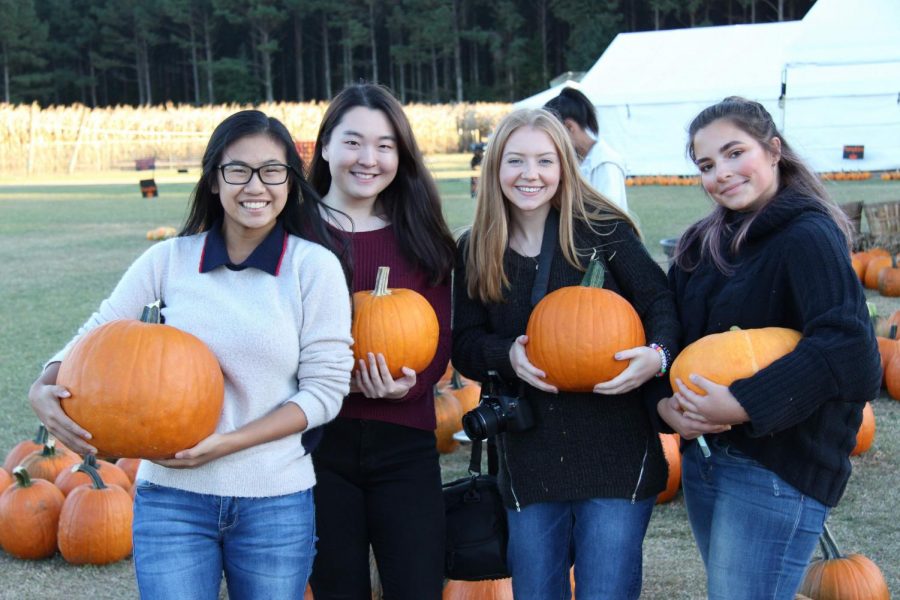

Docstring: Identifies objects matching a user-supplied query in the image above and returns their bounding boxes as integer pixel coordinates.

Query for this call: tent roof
[578,22,802,106]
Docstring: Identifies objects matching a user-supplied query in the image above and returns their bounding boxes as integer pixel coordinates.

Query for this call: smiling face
[214,133,289,240]
[321,106,400,209]
[498,125,561,218]
[692,118,782,213]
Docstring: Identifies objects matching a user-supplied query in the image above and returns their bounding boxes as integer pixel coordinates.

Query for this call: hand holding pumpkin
[509,335,558,394]
[28,363,97,455]
[593,345,661,395]
[673,375,750,426]
[354,352,416,400]
[152,432,232,469]
[656,395,732,439]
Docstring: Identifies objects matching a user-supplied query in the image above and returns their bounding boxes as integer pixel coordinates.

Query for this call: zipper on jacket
[631,440,649,504]
[500,436,522,512]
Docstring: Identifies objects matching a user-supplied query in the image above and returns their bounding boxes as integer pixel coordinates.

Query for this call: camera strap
[530,208,559,307]
[468,437,500,476]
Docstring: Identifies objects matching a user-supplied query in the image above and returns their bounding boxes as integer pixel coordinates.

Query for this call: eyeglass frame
[218,162,295,185]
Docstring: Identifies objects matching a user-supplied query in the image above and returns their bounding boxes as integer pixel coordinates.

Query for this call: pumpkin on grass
[56,301,225,459]
[57,462,133,565]
[55,454,132,496]
[526,258,645,392]
[2,424,72,472]
[850,402,875,457]
[798,524,889,600]
[670,327,802,395]
[0,466,65,559]
[352,266,439,379]
[656,433,681,504]
[434,385,463,454]
[21,439,80,482]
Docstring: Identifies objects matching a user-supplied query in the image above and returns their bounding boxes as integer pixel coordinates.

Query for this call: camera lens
[461,402,503,440]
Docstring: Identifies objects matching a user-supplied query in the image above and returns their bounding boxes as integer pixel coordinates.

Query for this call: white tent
[514,80,584,110]
[524,0,900,175]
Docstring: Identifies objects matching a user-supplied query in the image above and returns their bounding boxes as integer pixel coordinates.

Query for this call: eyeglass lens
[221,164,289,185]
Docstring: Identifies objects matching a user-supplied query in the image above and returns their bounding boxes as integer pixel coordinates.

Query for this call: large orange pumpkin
[352,266,439,379]
[850,402,875,456]
[0,466,65,559]
[526,259,645,392]
[57,301,225,459]
[798,524,889,600]
[670,327,802,395]
[656,433,681,504]
[57,462,133,565]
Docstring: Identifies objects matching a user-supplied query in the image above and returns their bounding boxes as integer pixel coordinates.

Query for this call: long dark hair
[308,83,455,285]
[543,87,599,136]
[181,110,348,277]
[676,96,852,274]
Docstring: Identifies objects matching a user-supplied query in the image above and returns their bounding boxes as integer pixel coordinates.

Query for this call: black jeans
[310,418,445,600]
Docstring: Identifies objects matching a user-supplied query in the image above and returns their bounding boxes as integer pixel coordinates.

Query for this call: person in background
[28,110,354,599]
[452,107,680,600]
[306,83,456,600]
[658,96,881,600]
[544,86,629,213]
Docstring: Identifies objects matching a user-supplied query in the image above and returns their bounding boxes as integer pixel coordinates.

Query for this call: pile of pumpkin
[852,248,900,297]
[0,424,140,565]
[880,171,900,181]
[145,225,177,241]
[820,171,872,181]
[626,175,701,187]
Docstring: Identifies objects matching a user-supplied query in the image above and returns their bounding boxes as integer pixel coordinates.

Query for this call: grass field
[0,159,897,598]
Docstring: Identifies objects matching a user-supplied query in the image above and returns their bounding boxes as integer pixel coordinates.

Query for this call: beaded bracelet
[649,343,671,378]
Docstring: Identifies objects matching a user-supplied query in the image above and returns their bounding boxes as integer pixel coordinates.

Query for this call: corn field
[0,102,511,175]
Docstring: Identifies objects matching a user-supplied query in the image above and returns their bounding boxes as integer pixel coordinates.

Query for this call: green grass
[1,166,898,598]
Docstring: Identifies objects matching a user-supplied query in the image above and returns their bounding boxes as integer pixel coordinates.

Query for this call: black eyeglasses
[219,163,293,185]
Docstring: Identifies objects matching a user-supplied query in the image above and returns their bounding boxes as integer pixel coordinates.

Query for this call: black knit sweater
[669,190,881,507]
[452,213,681,509]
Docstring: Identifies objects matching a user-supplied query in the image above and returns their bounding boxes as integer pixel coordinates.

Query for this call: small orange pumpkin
[851,402,875,456]
[55,455,132,496]
[115,457,142,483]
[657,433,681,504]
[442,578,514,599]
[20,439,80,482]
[446,370,482,414]
[352,266,439,379]
[526,258,645,392]
[798,524,889,600]
[57,301,225,459]
[863,255,892,289]
[0,466,66,559]
[885,351,900,401]
[434,385,463,454]
[2,424,70,472]
[57,461,133,565]
[670,327,802,395]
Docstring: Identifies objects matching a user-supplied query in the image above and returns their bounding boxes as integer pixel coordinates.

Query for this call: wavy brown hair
[464,108,637,304]
[676,96,852,274]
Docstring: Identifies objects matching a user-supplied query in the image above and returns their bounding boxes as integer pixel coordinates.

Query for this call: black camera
[461,371,534,441]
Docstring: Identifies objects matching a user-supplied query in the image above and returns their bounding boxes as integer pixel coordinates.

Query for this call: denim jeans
[133,481,316,600]
[682,437,829,600]
[505,496,655,600]
[311,418,445,600]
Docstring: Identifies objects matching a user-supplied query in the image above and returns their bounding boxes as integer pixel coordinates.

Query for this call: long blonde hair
[465,108,637,304]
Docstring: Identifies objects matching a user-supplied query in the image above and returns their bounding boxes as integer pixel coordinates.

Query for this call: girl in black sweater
[452,108,679,600]
[659,97,881,600]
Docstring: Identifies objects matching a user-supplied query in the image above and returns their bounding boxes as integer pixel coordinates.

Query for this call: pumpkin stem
[579,258,606,289]
[866,301,878,320]
[890,324,897,340]
[449,369,465,390]
[140,300,162,324]
[371,266,391,297]
[12,466,34,488]
[75,461,108,490]
[39,439,60,457]
[32,424,49,445]
[818,523,843,560]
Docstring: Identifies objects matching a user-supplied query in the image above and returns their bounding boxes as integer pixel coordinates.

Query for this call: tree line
[1,0,814,107]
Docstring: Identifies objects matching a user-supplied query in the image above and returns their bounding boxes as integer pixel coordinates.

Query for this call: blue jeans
[133,481,316,600]
[682,437,829,600]
[506,496,655,600]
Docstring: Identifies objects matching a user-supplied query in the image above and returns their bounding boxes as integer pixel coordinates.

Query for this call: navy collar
[199,219,288,276]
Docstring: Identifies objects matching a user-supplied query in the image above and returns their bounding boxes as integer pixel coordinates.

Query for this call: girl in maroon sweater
[306,83,455,600]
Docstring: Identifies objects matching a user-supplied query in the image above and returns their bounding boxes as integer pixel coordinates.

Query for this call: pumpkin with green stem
[2,424,72,472]
[55,454,132,496]
[20,439,80,482]
[798,524,889,600]
[57,461,133,565]
[525,257,645,392]
[57,301,225,459]
[0,466,65,559]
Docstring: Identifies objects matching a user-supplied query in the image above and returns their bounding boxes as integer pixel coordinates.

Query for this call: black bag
[443,437,510,581]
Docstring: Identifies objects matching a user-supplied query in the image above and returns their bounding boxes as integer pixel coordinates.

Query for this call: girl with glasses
[28,110,353,599]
